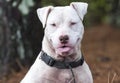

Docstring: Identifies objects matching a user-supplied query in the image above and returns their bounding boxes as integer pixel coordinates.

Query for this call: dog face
[37,2,88,58]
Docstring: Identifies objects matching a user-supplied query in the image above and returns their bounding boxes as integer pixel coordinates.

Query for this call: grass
[108,71,117,83]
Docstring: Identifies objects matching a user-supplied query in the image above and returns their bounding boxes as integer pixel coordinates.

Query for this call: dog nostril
[59,35,69,44]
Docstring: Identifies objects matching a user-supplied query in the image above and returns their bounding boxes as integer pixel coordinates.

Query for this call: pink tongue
[57,47,71,53]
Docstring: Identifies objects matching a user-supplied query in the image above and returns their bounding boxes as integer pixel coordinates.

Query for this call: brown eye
[51,23,56,27]
[70,22,77,26]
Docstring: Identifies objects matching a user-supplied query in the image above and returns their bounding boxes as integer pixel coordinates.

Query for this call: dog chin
[55,49,76,61]
[55,47,74,57]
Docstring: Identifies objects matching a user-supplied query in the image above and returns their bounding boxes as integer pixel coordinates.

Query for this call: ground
[0,25,120,83]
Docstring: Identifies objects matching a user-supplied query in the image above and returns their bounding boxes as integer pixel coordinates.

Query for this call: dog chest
[39,68,74,83]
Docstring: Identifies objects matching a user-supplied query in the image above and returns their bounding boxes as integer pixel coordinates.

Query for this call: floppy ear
[70,2,88,21]
[37,6,53,28]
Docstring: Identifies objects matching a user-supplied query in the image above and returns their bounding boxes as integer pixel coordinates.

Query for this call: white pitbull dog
[21,2,93,83]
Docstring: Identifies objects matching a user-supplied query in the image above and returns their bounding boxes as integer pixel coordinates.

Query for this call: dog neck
[40,50,84,69]
[42,36,82,62]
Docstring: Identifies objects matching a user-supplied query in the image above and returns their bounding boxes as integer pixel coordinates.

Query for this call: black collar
[40,51,84,69]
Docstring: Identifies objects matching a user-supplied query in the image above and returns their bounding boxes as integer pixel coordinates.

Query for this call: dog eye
[51,23,56,27]
[70,22,77,26]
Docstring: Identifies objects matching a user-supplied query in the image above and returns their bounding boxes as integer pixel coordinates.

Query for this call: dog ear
[70,2,88,21]
[37,6,53,28]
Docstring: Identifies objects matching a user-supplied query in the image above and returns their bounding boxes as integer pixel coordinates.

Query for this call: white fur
[21,2,93,83]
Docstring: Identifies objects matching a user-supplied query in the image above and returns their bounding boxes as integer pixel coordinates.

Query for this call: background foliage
[0,0,120,77]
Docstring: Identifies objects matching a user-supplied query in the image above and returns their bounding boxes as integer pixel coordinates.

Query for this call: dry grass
[108,71,117,83]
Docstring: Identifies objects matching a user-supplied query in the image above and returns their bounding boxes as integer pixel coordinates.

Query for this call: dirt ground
[0,25,120,83]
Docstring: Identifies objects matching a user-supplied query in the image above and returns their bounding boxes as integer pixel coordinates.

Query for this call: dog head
[37,2,88,60]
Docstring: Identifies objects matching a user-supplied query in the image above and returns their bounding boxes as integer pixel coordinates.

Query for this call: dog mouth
[56,44,73,54]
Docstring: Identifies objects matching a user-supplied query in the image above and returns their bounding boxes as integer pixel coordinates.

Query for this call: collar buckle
[47,57,55,66]
[41,51,55,66]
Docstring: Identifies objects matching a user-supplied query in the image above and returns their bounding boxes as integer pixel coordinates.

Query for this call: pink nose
[59,35,69,44]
